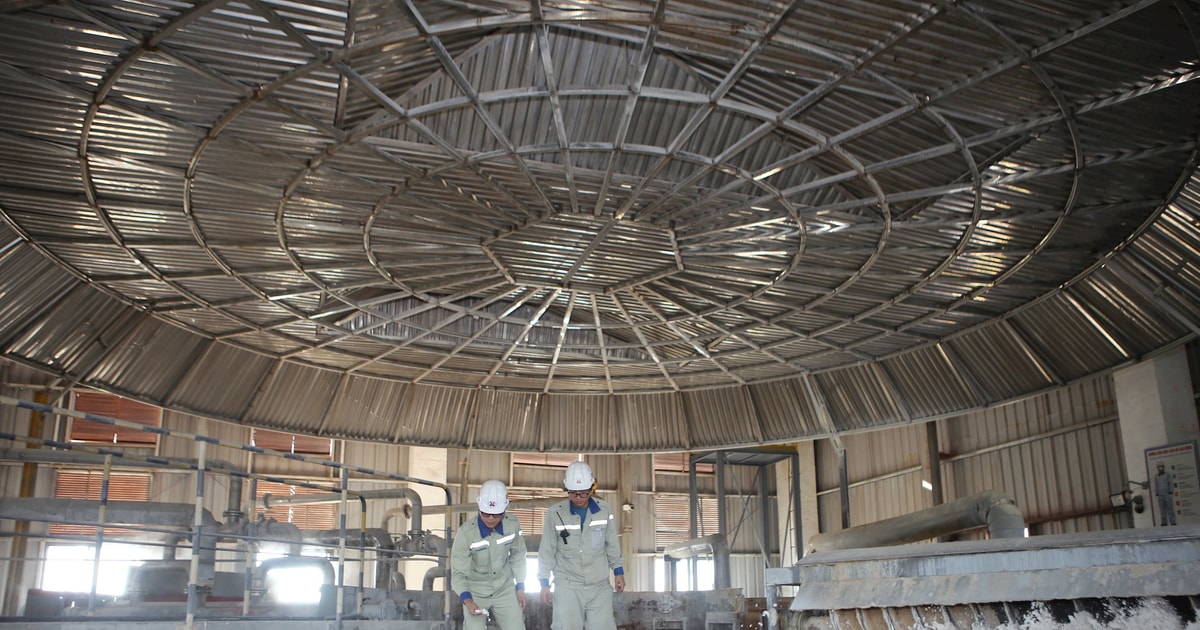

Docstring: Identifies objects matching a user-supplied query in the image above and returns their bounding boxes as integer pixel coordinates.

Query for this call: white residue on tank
[920,597,1198,630]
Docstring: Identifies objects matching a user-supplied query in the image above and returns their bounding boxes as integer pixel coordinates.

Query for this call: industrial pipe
[0,447,247,522]
[448,496,564,513]
[266,486,428,595]
[423,566,445,591]
[265,487,424,531]
[0,497,220,529]
[663,534,730,589]
[305,527,392,551]
[0,498,223,580]
[806,490,1025,553]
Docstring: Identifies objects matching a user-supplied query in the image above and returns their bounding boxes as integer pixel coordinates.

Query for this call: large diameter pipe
[0,448,246,521]
[0,498,222,580]
[0,498,219,528]
[806,490,1025,554]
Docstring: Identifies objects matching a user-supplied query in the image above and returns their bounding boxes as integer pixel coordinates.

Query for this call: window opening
[653,556,714,592]
[255,551,333,603]
[251,428,333,457]
[511,453,579,467]
[254,480,337,530]
[51,470,151,536]
[653,452,714,474]
[653,494,720,552]
[505,492,547,537]
[40,542,160,596]
[69,391,161,445]
[524,557,541,594]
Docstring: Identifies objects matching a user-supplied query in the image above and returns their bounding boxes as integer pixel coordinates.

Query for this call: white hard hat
[477,479,509,514]
[564,461,595,491]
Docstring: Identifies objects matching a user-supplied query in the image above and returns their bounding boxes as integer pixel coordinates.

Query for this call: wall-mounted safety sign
[1145,441,1199,527]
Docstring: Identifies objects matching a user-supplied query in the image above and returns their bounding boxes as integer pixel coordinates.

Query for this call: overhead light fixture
[921,480,933,491]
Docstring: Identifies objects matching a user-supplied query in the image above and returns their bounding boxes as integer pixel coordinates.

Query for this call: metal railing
[0,394,453,629]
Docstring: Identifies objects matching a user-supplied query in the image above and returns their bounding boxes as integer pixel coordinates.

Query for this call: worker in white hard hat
[538,461,625,630]
[450,479,528,630]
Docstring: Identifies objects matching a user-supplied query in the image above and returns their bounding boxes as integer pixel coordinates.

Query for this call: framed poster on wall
[1144,441,1200,527]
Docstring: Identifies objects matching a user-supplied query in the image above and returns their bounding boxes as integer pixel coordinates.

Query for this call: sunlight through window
[264,564,327,604]
[41,543,158,596]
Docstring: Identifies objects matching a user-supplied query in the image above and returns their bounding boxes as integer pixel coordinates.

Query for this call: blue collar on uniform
[569,497,600,517]
[476,515,505,538]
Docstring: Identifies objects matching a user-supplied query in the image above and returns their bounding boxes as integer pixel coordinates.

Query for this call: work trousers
[551,582,616,630]
[464,589,525,630]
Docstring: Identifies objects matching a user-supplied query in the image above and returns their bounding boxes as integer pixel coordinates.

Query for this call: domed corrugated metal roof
[0,0,1198,451]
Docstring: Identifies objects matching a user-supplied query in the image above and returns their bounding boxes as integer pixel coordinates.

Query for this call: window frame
[69,392,161,446]
[254,480,339,531]
[653,452,714,474]
[511,453,579,467]
[51,469,152,537]
[251,428,333,457]
[653,494,721,552]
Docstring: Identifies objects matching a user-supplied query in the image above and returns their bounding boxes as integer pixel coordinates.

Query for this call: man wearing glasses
[538,461,625,630]
[451,479,528,630]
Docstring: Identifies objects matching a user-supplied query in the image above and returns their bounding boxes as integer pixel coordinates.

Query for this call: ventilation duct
[664,534,731,589]
[807,491,1025,554]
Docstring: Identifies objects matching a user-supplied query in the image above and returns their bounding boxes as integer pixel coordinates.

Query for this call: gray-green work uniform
[450,513,527,630]
[538,497,624,630]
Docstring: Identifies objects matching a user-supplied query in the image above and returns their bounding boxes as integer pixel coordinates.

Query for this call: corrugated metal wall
[814,373,1128,539]
[0,374,73,612]
[0,350,1186,601]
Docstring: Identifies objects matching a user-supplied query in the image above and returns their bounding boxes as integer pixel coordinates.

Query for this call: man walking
[451,479,528,630]
[538,461,625,630]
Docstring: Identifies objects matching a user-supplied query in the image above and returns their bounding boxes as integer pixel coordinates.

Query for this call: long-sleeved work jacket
[450,514,527,601]
[537,497,623,588]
